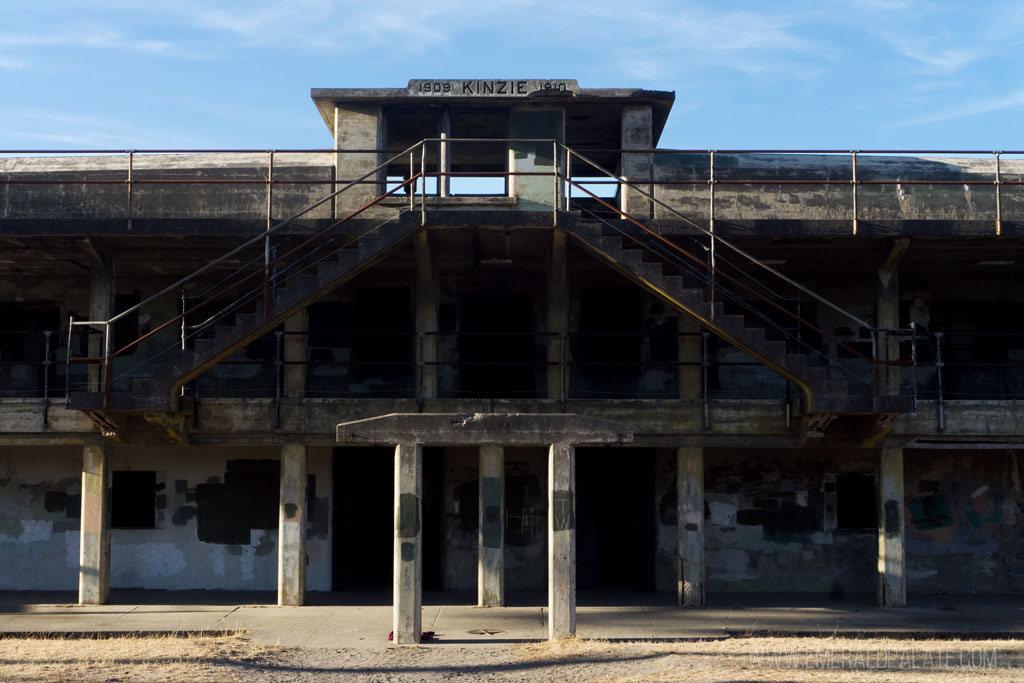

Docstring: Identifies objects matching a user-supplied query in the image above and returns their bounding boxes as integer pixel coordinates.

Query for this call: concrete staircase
[70,216,420,412]
[563,216,905,416]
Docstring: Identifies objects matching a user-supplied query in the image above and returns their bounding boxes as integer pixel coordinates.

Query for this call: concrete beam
[547,442,575,639]
[278,443,307,606]
[478,444,504,607]
[79,444,110,605]
[877,446,906,607]
[677,447,705,608]
[393,443,423,644]
[415,231,438,399]
[338,413,632,446]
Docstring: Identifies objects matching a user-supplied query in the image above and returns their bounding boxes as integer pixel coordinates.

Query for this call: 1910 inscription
[409,79,578,96]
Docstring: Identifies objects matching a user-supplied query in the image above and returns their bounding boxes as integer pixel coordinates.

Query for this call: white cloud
[901,90,1024,126]
[0,55,26,71]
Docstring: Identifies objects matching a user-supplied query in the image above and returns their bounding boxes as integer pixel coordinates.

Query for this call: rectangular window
[111,470,157,529]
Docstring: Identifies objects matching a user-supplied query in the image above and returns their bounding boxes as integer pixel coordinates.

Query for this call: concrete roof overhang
[336,412,634,446]
[311,80,675,146]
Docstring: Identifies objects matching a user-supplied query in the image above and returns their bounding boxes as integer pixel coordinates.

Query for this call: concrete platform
[1,591,1021,648]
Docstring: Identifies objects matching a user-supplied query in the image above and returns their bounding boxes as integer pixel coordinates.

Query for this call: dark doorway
[576,448,655,590]
[333,447,393,590]
[458,292,539,398]
[332,446,444,591]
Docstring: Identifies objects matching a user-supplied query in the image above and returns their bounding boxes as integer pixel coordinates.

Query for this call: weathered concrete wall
[905,449,1024,593]
[652,153,1024,225]
[0,153,335,227]
[0,446,82,589]
[0,445,331,591]
[703,448,876,594]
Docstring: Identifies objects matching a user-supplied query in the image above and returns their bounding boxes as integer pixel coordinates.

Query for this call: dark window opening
[573,287,642,398]
[111,471,157,529]
[0,303,60,396]
[457,292,539,398]
[836,474,876,530]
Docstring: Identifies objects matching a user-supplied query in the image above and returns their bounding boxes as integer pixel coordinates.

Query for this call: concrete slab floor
[0,591,1022,647]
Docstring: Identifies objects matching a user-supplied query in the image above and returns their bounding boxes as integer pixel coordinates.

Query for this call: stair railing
[68,141,429,407]
[557,144,896,401]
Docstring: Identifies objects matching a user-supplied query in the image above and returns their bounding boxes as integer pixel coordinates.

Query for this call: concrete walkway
[1,591,1022,647]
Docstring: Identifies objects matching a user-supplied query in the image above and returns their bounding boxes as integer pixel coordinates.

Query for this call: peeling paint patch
[708,501,736,527]
[112,542,186,579]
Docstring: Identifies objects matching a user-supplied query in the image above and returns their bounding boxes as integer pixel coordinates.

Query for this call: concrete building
[2,79,1023,642]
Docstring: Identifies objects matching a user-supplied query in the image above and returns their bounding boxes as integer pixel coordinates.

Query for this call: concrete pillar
[88,260,114,392]
[283,311,308,399]
[415,231,438,400]
[278,443,307,606]
[677,447,705,607]
[547,231,569,400]
[333,104,384,214]
[547,442,576,639]
[509,108,565,209]
[79,444,110,605]
[621,106,653,218]
[877,446,906,607]
[875,238,908,395]
[678,317,702,401]
[394,443,423,644]
[478,444,505,607]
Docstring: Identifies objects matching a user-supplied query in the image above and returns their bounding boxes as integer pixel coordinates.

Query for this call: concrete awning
[336,412,633,446]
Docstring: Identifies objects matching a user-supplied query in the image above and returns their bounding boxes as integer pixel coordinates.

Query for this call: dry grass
[0,633,285,682]
[522,635,1024,681]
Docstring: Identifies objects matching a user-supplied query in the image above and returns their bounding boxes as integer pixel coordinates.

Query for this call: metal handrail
[559,144,874,334]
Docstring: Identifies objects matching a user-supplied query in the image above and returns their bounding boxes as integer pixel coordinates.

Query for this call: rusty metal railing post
[274,330,282,429]
[709,151,716,322]
[266,150,274,233]
[559,331,567,409]
[910,322,918,413]
[995,151,1002,236]
[42,330,52,427]
[552,140,559,225]
[564,150,572,212]
[102,321,112,409]
[701,331,710,432]
[420,143,427,225]
[851,151,858,236]
[409,149,415,213]
[126,150,134,233]
[64,315,74,407]
[935,331,945,430]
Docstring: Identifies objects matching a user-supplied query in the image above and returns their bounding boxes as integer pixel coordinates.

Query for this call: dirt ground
[2,634,1023,682]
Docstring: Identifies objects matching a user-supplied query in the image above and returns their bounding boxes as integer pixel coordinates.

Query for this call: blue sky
[1,0,1022,151]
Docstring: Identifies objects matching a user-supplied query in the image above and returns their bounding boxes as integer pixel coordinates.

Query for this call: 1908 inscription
[409,79,577,96]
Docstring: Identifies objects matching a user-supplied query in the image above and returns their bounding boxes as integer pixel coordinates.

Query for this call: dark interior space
[111,470,157,529]
[0,303,60,396]
[333,447,394,590]
[332,447,444,591]
[457,291,539,398]
[573,287,641,398]
[837,474,876,530]
[576,448,655,590]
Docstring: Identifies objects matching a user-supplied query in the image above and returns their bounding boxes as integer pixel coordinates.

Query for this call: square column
[621,105,653,218]
[278,443,307,606]
[547,442,576,639]
[547,231,569,401]
[79,444,110,605]
[877,446,906,607]
[677,447,705,608]
[394,443,423,644]
[478,444,505,606]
